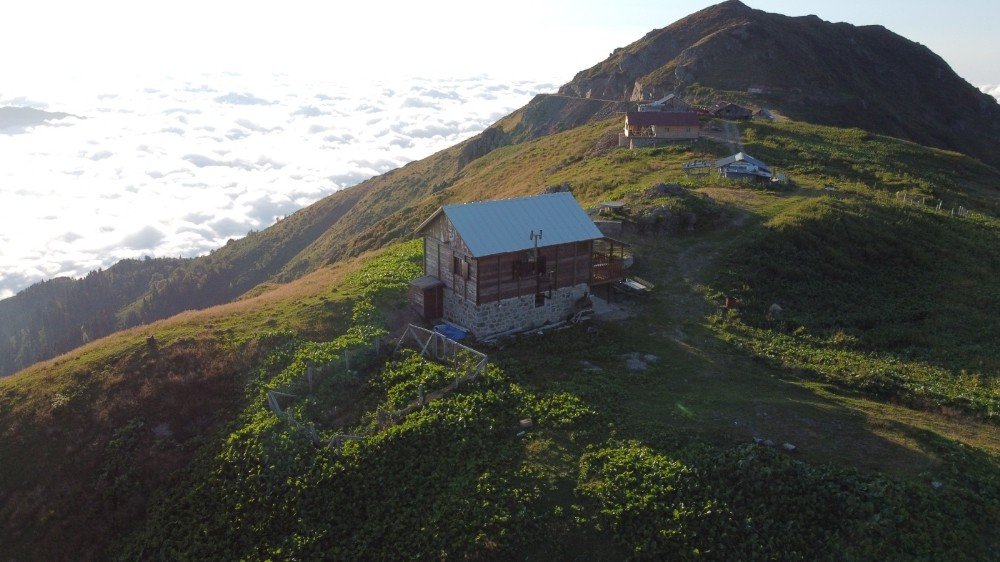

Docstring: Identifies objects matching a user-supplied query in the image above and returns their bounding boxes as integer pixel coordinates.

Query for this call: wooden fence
[266,326,489,451]
[393,324,488,381]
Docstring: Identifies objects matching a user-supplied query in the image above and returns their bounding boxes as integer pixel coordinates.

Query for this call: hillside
[0,258,187,376]
[559,0,1000,169]
[0,95,633,377]
[8,2,999,378]
[2,112,999,559]
[2,3,1000,557]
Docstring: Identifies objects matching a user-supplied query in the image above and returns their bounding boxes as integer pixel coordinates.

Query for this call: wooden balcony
[591,237,630,285]
[591,253,625,285]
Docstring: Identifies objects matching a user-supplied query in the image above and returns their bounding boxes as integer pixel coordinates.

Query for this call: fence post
[418,385,425,407]
[307,366,314,393]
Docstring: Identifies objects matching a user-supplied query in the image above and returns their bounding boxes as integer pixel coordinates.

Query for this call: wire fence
[876,190,980,219]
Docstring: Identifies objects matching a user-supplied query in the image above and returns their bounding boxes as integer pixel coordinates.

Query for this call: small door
[425,284,444,320]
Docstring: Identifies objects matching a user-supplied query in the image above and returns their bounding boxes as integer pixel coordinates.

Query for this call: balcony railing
[591,253,625,284]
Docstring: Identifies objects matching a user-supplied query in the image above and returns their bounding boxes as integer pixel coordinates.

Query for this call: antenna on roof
[530,230,543,259]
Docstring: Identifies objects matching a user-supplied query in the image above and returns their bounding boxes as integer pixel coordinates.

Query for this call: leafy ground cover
[119,230,1000,559]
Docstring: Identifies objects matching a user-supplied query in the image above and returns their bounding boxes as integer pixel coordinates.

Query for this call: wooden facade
[421,212,595,307]
[624,111,700,141]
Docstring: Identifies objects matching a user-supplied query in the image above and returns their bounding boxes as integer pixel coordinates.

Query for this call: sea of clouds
[0,74,555,299]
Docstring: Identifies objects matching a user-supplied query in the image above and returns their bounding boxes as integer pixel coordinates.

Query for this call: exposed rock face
[557,0,1000,168]
[457,126,510,168]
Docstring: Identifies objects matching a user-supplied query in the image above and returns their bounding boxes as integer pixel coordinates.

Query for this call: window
[512,254,547,279]
[453,255,470,279]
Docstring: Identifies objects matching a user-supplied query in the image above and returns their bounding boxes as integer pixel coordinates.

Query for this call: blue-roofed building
[409,192,627,338]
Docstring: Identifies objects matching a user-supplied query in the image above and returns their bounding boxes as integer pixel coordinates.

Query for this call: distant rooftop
[716,152,770,169]
[626,111,700,127]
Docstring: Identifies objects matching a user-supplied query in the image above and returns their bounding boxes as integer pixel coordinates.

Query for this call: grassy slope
[0,253,373,560]
[2,115,999,558]
[119,237,999,559]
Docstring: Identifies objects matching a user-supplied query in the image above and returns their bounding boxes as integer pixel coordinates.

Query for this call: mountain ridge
[559,0,1000,168]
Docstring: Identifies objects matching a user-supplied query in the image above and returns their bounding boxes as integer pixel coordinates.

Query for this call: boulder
[544,181,572,194]
[648,182,685,197]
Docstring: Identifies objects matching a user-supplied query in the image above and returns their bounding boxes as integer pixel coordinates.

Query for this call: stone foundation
[444,283,589,339]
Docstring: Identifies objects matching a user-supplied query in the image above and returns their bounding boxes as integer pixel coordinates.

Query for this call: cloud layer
[0,74,554,298]
[981,84,1000,101]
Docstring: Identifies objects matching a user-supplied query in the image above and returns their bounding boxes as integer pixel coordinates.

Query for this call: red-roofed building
[620,111,700,148]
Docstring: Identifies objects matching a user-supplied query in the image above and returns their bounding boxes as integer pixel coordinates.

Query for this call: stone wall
[444,283,588,339]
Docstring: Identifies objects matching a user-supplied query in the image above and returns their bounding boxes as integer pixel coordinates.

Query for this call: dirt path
[700,119,743,153]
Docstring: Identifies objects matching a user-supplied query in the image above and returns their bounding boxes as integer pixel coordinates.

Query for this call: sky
[2,0,997,85]
[1,1,998,299]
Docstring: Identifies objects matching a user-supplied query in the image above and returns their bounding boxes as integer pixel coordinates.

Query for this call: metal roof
[419,192,603,258]
[626,111,700,127]
[715,152,770,170]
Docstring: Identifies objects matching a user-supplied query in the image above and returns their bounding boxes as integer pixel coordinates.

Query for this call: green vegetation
[743,121,1000,214]
[118,237,998,559]
[707,121,1000,419]
[3,91,1000,559]
[579,441,996,560]
[0,256,186,376]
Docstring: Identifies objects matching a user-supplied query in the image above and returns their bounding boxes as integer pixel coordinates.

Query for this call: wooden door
[426,285,444,320]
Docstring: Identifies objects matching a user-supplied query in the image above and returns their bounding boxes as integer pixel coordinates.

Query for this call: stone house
[620,111,700,148]
[408,192,626,338]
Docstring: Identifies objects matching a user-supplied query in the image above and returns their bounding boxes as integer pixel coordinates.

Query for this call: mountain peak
[558,2,1000,167]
